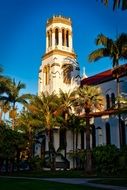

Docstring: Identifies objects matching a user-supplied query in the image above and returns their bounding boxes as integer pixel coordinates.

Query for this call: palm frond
[96,34,108,46]
[88,48,109,62]
[98,0,127,10]
[113,0,120,10]
[77,85,105,112]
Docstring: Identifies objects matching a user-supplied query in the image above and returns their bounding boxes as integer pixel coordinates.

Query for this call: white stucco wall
[38,54,80,95]
[94,75,127,148]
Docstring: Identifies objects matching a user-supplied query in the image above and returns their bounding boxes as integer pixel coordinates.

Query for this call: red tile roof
[81,64,127,86]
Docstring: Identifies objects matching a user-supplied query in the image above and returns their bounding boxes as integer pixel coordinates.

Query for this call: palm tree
[77,85,105,173]
[88,33,127,67]
[0,79,31,130]
[29,92,60,170]
[68,114,86,169]
[88,33,127,147]
[88,33,127,103]
[58,89,76,161]
[16,108,43,159]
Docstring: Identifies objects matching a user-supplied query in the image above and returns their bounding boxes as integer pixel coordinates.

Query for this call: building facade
[36,15,127,169]
[81,66,127,148]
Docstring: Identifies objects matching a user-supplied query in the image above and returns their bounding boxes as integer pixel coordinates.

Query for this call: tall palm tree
[58,89,76,160]
[0,79,31,130]
[77,85,105,173]
[68,114,86,169]
[16,108,43,159]
[88,33,127,147]
[29,92,60,170]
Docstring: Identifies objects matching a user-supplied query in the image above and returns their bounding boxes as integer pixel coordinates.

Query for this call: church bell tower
[38,15,80,95]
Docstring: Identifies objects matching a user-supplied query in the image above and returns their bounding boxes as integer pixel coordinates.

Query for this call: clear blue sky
[0,0,127,95]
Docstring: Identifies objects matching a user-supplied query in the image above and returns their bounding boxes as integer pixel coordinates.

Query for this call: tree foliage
[88,33,127,67]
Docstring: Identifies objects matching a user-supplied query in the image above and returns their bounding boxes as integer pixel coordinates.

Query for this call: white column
[69,34,72,51]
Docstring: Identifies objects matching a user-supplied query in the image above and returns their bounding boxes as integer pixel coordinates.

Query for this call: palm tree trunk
[72,129,75,169]
[64,113,68,161]
[5,158,9,173]
[11,104,16,130]
[76,129,78,169]
[29,127,33,158]
[16,149,20,172]
[10,158,14,173]
[0,110,3,124]
[85,111,92,173]
[12,119,15,130]
[0,159,4,174]
[48,128,55,170]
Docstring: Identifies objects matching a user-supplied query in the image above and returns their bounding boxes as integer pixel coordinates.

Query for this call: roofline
[81,64,127,86]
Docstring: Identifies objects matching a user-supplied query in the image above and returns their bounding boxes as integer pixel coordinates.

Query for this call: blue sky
[0,0,127,95]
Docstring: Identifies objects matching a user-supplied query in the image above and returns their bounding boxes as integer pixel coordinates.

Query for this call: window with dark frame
[105,122,111,145]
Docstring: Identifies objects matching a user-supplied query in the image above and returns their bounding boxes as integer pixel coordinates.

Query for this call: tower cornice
[42,49,76,60]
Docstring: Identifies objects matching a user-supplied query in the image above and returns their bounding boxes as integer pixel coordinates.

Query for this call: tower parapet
[47,15,72,26]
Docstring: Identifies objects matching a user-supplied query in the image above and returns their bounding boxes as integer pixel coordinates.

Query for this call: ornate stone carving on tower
[38,15,80,95]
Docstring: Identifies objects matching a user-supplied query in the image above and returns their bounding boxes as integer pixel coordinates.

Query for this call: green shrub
[92,145,119,175]
[29,156,44,171]
[118,145,127,174]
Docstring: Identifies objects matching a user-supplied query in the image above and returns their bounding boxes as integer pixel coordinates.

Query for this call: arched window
[96,126,102,145]
[111,93,115,108]
[45,68,48,85]
[41,135,46,155]
[66,30,69,47]
[43,66,50,85]
[63,64,73,84]
[105,122,111,145]
[81,129,84,149]
[106,94,110,109]
[92,125,96,148]
[55,28,59,45]
[59,128,66,148]
[62,29,65,46]
[120,120,126,146]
